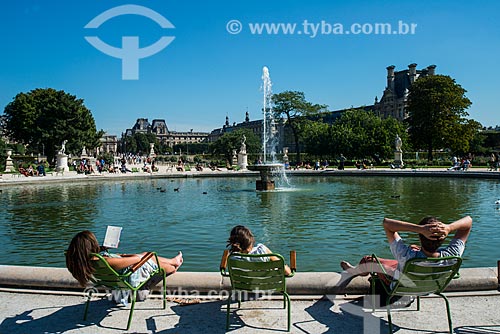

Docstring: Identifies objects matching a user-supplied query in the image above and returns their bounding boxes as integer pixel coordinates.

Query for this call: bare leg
[136,251,183,275]
[340,256,397,278]
[157,252,183,275]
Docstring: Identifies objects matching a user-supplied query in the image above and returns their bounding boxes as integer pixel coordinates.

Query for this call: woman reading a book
[66,230,183,287]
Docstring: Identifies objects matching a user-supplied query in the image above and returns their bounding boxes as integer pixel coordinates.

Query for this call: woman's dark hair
[418,217,445,253]
[227,225,255,253]
[65,230,100,286]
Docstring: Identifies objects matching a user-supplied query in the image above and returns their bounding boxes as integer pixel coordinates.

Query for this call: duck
[174,188,180,192]
[390,195,401,199]
[159,188,166,193]
[495,199,500,205]
[202,191,207,195]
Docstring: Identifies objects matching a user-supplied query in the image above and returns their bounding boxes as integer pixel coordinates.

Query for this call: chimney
[386,65,395,91]
[427,64,436,76]
[408,63,417,83]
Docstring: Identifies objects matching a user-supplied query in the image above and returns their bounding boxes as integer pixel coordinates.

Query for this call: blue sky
[1,0,499,136]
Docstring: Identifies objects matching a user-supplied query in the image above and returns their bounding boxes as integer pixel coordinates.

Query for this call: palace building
[123,118,209,149]
[373,63,436,121]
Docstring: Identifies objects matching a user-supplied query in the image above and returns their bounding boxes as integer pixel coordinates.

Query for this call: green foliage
[407,75,477,160]
[209,129,260,164]
[173,142,209,155]
[0,137,6,168]
[482,131,500,151]
[302,108,409,161]
[3,88,101,164]
[122,132,160,155]
[272,91,328,163]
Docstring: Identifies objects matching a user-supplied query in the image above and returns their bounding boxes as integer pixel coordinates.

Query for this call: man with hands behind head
[340,216,473,281]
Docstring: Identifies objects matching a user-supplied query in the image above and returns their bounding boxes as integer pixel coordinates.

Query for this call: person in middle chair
[227,225,291,275]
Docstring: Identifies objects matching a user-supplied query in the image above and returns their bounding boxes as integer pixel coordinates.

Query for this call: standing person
[489,153,497,171]
[314,160,320,170]
[227,225,291,275]
[66,230,183,287]
[340,216,472,283]
[339,154,346,170]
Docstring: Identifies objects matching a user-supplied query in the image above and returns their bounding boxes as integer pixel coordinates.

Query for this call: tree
[122,132,163,155]
[0,137,6,169]
[3,88,102,164]
[272,91,327,163]
[331,109,409,160]
[407,75,475,161]
[301,109,409,162]
[302,120,330,157]
[210,129,260,166]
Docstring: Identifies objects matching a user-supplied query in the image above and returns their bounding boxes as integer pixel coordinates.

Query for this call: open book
[103,225,122,248]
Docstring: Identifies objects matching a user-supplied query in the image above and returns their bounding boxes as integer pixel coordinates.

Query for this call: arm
[262,245,292,276]
[383,217,442,243]
[442,215,472,242]
[104,254,143,271]
[383,216,473,244]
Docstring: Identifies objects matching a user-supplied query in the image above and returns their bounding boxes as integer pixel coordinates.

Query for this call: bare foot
[174,251,183,268]
[340,260,370,276]
[340,261,355,271]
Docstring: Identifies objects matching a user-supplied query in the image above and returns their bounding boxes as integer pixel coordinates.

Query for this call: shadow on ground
[152,300,227,334]
[295,296,390,334]
[0,298,115,333]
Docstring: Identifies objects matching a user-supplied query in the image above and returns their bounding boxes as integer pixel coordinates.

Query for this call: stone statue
[240,135,247,154]
[237,135,248,170]
[59,140,68,155]
[395,134,402,152]
[149,143,155,157]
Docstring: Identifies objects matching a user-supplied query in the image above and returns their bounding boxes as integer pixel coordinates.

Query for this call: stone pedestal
[237,152,248,170]
[256,180,275,191]
[56,153,70,173]
[394,150,404,168]
[248,163,282,191]
[4,149,14,172]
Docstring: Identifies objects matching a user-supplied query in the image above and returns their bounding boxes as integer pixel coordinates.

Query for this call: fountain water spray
[248,66,290,191]
[261,66,278,163]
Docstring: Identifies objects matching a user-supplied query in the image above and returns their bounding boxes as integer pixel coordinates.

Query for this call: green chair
[84,252,167,330]
[220,249,296,332]
[370,255,462,334]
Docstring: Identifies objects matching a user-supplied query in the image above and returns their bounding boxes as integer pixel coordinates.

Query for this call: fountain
[247,66,284,191]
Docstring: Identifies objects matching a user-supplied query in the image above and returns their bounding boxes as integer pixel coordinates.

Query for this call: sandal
[167,297,201,306]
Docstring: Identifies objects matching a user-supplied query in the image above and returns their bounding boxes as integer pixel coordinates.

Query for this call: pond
[1,175,498,271]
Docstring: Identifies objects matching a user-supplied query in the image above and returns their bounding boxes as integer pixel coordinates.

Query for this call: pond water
[1,175,499,271]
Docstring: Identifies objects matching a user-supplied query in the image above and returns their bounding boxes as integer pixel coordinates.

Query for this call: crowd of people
[12,152,500,178]
[17,162,46,177]
[447,156,473,171]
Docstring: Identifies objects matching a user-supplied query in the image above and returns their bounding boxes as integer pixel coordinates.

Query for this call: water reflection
[0,176,498,270]
[2,183,101,266]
